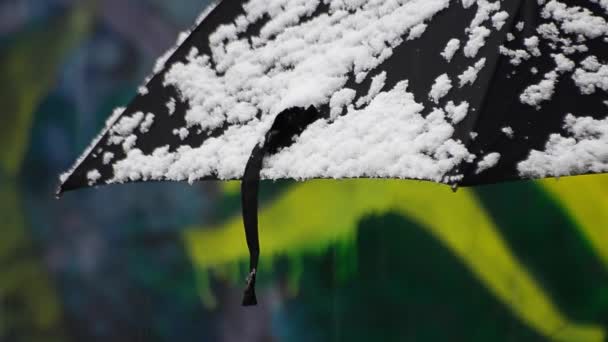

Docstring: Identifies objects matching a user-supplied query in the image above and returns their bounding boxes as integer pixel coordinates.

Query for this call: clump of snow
[491,11,509,30]
[441,38,461,62]
[552,53,575,72]
[467,0,500,29]
[329,88,356,119]
[518,114,608,178]
[138,86,149,96]
[458,58,486,87]
[122,135,138,153]
[464,26,491,58]
[87,169,102,186]
[173,127,190,140]
[524,36,541,57]
[499,46,531,66]
[139,113,155,133]
[429,74,453,103]
[407,23,428,40]
[572,56,608,94]
[461,0,476,9]
[501,126,514,138]
[102,152,114,165]
[111,112,144,137]
[444,101,469,124]
[166,98,176,116]
[356,71,387,107]
[476,152,501,174]
[520,71,558,108]
[113,146,177,182]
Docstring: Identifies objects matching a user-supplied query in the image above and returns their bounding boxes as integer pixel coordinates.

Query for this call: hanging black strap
[240,106,321,306]
[241,143,267,306]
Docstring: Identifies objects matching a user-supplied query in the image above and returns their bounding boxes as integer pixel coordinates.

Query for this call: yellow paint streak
[184,179,604,341]
[539,175,608,269]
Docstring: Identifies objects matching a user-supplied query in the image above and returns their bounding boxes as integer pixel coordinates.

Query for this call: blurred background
[1,0,608,341]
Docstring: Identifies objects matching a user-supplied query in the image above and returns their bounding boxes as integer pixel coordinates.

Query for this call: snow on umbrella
[57,0,608,305]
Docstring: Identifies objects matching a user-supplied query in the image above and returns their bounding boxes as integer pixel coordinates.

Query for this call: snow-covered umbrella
[57,0,608,305]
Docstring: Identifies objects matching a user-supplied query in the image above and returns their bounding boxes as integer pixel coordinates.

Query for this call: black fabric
[240,106,321,306]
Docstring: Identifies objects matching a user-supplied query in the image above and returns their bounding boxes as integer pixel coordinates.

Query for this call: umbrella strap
[240,143,266,306]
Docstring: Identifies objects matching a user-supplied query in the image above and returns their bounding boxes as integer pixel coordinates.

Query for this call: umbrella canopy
[57,0,608,305]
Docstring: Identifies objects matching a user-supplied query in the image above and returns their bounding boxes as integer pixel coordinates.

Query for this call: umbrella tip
[54,184,64,199]
[241,269,258,306]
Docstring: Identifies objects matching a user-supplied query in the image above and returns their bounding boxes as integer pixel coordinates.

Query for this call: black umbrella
[57,0,608,305]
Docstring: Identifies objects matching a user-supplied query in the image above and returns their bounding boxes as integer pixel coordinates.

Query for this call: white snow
[501,126,514,138]
[166,98,176,116]
[165,0,454,132]
[356,71,387,107]
[139,113,155,133]
[441,38,461,62]
[524,36,541,57]
[111,112,144,137]
[173,127,190,140]
[262,81,475,181]
[112,80,475,183]
[572,56,608,94]
[464,26,491,58]
[520,71,558,108]
[552,53,575,72]
[122,135,138,153]
[518,114,608,178]
[87,170,102,186]
[329,88,356,119]
[429,74,453,103]
[458,58,486,87]
[476,152,501,174]
[102,152,114,165]
[491,11,509,30]
[444,101,469,124]
[468,0,500,29]
[499,46,531,66]
[407,23,428,40]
